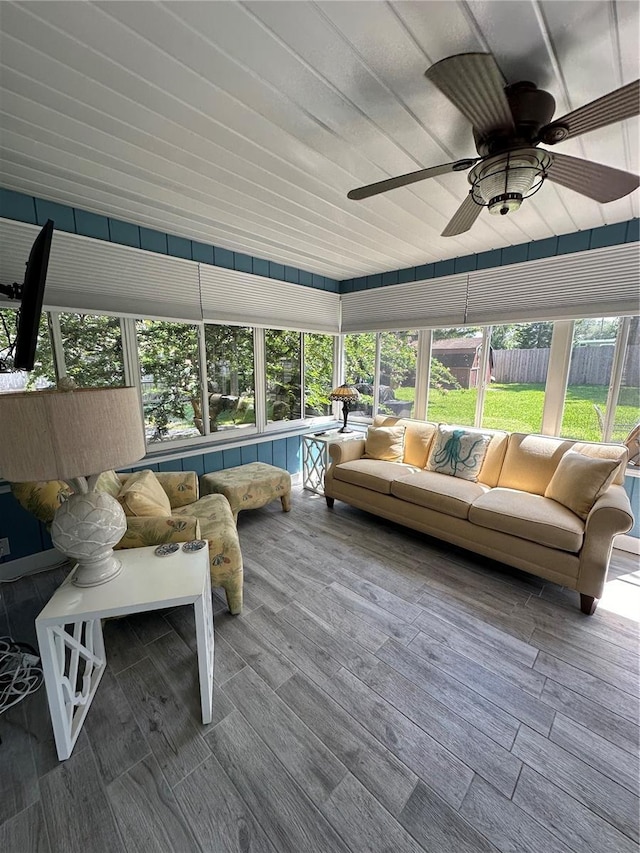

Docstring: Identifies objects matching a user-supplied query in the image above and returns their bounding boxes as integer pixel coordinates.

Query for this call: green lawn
[423,383,639,441]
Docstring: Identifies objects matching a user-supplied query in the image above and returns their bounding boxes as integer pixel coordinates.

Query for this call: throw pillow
[117,469,172,517]
[544,450,620,519]
[10,480,73,525]
[95,469,122,498]
[363,425,406,463]
[426,425,492,481]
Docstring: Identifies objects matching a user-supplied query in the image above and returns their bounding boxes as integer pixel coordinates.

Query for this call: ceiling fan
[347,53,640,236]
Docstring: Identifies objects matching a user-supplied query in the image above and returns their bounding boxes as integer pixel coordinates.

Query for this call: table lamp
[0,386,145,587]
[329,383,360,433]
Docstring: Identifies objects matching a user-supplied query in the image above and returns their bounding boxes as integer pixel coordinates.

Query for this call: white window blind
[198,264,339,333]
[0,218,202,321]
[466,242,639,325]
[340,274,469,333]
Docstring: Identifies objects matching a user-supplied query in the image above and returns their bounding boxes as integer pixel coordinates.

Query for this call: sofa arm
[328,438,366,468]
[577,484,634,599]
[115,515,201,550]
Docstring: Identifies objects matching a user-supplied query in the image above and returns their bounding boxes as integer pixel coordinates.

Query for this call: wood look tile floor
[1,486,639,853]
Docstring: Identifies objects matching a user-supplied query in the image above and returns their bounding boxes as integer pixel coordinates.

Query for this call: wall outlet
[0,537,9,557]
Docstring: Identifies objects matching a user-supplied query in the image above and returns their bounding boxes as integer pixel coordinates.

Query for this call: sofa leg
[222,581,243,616]
[580,594,597,615]
[281,494,291,513]
[325,496,335,508]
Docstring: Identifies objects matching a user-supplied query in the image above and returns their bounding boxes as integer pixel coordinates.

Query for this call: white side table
[302,430,364,495]
[35,544,214,761]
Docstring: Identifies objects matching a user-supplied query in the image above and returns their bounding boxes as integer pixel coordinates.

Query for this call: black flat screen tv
[14,219,54,371]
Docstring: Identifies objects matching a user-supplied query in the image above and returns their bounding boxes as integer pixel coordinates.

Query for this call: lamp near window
[329,383,360,433]
[0,386,145,587]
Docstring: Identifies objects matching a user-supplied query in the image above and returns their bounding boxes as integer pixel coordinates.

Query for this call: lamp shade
[329,383,360,403]
[0,386,145,482]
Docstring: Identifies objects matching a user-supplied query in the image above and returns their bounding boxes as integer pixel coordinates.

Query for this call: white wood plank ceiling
[0,1,638,280]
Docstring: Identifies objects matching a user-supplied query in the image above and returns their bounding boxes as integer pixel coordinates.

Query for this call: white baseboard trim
[614,534,640,555]
[0,549,67,581]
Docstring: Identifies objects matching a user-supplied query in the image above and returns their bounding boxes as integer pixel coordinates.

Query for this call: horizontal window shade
[198,265,339,333]
[341,275,469,332]
[0,218,201,321]
[466,243,639,324]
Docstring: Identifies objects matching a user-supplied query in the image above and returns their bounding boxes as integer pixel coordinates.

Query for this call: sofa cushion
[469,488,584,553]
[333,459,420,494]
[426,425,492,481]
[363,425,406,462]
[498,433,573,495]
[373,416,437,468]
[391,470,489,519]
[117,469,172,517]
[571,441,628,485]
[545,450,621,519]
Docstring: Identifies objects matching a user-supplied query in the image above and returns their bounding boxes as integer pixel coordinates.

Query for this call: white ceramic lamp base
[51,490,127,587]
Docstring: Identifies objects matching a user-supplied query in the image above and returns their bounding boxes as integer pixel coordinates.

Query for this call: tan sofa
[324,416,634,614]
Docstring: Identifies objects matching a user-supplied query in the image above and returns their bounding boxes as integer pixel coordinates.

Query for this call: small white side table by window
[35,544,214,761]
[303,430,364,495]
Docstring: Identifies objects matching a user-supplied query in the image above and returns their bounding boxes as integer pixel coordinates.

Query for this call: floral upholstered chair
[11,470,244,614]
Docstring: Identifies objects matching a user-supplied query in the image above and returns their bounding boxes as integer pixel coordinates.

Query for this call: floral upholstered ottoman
[200,462,292,522]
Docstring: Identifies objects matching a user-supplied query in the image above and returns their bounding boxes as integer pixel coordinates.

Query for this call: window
[0,308,55,390]
[561,318,620,441]
[377,331,418,418]
[427,328,483,426]
[136,319,202,443]
[265,329,301,422]
[611,316,640,443]
[58,313,125,388]
[482,322,552,433]
[304,333,334,417]
[344,332,376,418]
[204,324,255,433]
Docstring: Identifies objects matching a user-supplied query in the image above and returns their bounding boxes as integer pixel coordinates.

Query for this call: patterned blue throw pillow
[426,425,492,481]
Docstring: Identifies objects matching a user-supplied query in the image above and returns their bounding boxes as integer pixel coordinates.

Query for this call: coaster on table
[155,542,180,557]
[182,539,207,553]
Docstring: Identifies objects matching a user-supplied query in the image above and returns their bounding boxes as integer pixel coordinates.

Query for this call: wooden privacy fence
[493,345,640,386]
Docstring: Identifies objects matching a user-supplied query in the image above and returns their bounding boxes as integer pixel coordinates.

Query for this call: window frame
[12,303,637,459]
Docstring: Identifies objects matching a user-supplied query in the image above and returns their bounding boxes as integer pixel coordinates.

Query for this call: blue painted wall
[0,435,303,564]
[0,189,339,293]
[2,189,635,299]
[339,218,639,293]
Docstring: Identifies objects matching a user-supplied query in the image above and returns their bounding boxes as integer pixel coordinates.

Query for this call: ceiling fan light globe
[469,148,551,213]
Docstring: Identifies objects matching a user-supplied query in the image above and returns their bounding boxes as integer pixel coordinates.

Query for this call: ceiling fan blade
[550,79,640,141]
[546,152,640,203]
[441,193,482,237]
[425,53,515,137]
[347,159,478,200]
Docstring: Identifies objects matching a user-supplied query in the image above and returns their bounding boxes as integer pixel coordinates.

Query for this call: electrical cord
[0,636,43,717]
[0,558,70,583]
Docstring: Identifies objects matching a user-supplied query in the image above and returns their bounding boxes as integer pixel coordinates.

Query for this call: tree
[432,327,482,340]
[344,333,376,385]
[137,320,201,435]
[59,313,124,387]
[379,332,416,389]
[265,329,302,420]
[0,309,56,388]
[304,333,333,416]
[510,322,553,349]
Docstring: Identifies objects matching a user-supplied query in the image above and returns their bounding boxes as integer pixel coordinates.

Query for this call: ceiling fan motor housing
[474,82,557,156]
